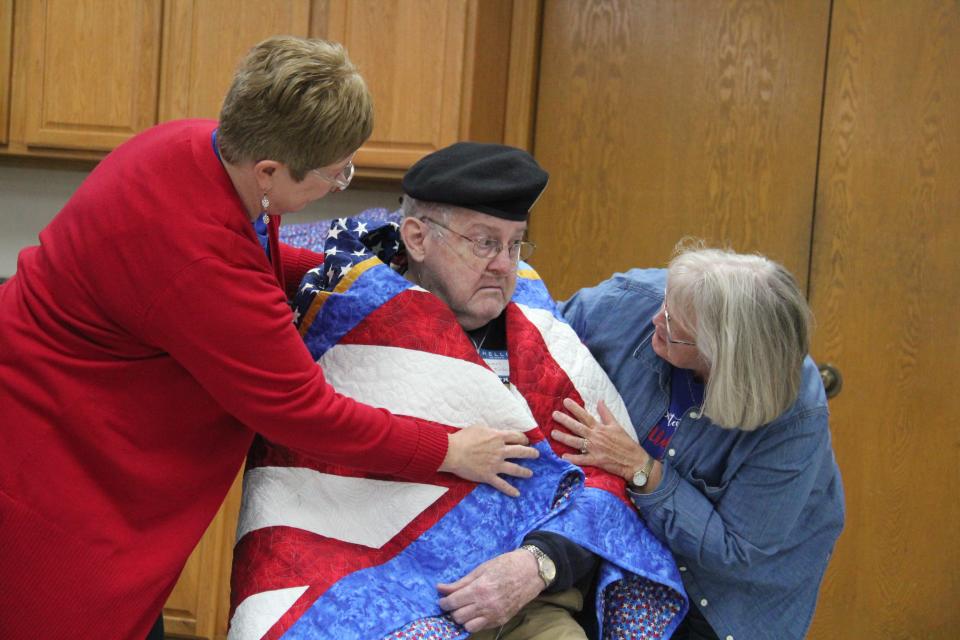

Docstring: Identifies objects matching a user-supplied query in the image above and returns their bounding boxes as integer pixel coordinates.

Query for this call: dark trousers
[146,614,164,640]
[670,603,720,640]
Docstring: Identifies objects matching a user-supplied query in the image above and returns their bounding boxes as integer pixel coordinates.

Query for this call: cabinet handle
[818,363,843,399]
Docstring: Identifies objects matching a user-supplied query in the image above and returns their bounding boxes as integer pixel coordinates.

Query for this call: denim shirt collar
[632,325,671,391]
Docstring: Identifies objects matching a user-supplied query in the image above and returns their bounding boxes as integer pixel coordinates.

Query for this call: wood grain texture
[807,1,960,638]
[0,0,12,144]
[531,0,830,299]
[326,0,468,170]
[21,0,162,151]
[458,0,512,143]
[503,0,543,151]
[158,0,311,122]
[163,470,243,640]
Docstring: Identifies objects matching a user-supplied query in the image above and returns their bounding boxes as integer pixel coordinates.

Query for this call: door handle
[818,363,843,399]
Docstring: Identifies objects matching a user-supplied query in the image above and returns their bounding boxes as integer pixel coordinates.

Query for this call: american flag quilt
[229,217,687,640]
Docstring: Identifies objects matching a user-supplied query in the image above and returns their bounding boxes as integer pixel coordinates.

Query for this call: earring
[260,193,270,211]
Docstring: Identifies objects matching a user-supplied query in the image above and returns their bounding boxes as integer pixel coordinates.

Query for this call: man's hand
[437,550,544,633]
[440,426,539,497]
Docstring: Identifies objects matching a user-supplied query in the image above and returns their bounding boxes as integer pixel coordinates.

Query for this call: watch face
[632,470,649,487]
[541,556,557,582]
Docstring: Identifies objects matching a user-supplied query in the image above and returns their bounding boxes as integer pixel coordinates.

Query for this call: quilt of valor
[228,215,687,640]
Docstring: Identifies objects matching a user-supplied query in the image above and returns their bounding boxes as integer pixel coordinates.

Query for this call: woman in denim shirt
[552,245,844,640]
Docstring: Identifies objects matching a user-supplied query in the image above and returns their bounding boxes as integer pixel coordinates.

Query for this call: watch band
[520,544,556,589]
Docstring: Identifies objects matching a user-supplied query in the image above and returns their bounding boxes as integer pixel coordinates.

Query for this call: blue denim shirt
[560,269,844,640]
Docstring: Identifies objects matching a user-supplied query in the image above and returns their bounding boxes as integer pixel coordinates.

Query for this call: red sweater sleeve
[279,243,325,299]
[139,256,447,480]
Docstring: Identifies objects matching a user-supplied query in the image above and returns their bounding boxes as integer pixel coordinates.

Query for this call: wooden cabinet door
[807,1,960,637]
[0,0,12,144]
[533,2,960,638]
[323,0,472,171]
[158,0,311,122]
[321,0,537,174]
[163,471,244,640]
[20,0,162,151]
[531,0,831,297]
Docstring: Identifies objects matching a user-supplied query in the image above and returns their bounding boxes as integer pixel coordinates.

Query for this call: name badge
[479,348,510,384]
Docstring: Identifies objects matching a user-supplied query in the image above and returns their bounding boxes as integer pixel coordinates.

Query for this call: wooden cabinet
[1,0,539,174]
[11,0,162,153]
[158,0,312,122]
[163,472,243,640]
[0,0,12,144]
[321,0,539,175]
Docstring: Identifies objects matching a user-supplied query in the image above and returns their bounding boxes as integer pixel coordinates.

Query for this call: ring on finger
[580,438,590,455]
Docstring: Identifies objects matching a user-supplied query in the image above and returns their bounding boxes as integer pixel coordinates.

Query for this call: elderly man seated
[229,144,687,640]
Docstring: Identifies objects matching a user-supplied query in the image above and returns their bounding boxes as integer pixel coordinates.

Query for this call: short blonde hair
[667,243,812,430]
[218,36,373,181]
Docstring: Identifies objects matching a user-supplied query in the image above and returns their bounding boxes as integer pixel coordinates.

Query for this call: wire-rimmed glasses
[312,161,355,191]
[663,289,696,346]
[422,217,536,263]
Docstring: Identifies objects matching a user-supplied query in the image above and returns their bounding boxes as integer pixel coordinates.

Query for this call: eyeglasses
[312,161,355,191]
[663,289,696,346]
[422,217,536,264]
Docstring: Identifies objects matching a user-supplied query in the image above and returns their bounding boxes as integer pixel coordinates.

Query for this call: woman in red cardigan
[0,36,535,640]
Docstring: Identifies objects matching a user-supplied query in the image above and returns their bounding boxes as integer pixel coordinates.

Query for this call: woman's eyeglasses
[663,290,696,346]
[312,161,355,191]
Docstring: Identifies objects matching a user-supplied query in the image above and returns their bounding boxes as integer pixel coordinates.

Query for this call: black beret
[402,142,549,221]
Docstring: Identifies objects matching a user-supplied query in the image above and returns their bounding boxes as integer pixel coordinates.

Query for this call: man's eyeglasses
[312,161,355,191]
[422,217,536,263]
[663,289,696,346]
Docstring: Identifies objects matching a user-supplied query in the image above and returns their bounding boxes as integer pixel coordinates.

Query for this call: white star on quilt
[354,221,368,235]
[292,308,301,324]
[352,249,366,257]
[339,264,352,278]
[325,246,339,256]
[327,226,342,239]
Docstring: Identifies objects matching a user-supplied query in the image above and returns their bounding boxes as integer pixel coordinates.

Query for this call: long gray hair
[667,244,812,430]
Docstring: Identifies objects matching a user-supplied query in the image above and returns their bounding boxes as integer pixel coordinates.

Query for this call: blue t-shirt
[641,367,703,461]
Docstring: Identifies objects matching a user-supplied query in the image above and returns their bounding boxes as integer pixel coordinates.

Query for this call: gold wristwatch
[629,455,656,490]
[520,544,556,589]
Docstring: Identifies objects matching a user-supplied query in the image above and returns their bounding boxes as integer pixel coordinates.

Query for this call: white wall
[0,162,402,278]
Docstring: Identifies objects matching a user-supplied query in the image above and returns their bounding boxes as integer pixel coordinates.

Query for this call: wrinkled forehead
[449,206,528,236]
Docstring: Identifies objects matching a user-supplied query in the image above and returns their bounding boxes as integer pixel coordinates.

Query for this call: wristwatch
[520,544,556,589]
[629,455,656,490]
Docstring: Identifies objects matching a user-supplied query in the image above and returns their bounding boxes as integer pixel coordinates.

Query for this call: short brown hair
[218,36,373,181]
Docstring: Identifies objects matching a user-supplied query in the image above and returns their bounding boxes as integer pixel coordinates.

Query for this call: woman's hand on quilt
[551,398,647,482]
[440,426,538,497]
[437,549,543,632]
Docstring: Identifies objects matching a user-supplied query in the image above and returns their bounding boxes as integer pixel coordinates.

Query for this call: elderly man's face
[416,208,527,331]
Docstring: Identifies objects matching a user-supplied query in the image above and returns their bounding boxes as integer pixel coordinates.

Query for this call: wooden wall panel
[531,0,830,299]
[807,1,960,638]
